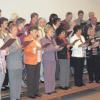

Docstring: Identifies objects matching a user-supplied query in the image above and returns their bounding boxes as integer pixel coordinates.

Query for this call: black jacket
[56,38,67,59]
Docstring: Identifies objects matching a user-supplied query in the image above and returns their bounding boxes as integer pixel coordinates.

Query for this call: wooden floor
[21,83,100,100]
[1,75,100,100]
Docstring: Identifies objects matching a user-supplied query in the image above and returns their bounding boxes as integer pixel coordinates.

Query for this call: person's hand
[92,41,99,48]
[71,21,76,28]
[67,44,71,49]
[17,45,22,49]
[55,45,64,50]
[5,47,9,52]
[55,45,60,49]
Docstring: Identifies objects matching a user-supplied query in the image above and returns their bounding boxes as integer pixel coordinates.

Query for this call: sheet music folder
[22,40,33,48]
[0,38,16,50]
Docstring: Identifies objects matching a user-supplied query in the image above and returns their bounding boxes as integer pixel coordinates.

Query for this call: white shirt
[38,26,45,40]
[0,38,4,48]
[70,34,85,57]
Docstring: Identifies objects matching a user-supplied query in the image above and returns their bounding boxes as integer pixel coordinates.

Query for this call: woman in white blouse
[70,25,85,87]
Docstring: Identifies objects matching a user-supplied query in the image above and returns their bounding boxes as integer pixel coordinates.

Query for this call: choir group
[0,9,100,100]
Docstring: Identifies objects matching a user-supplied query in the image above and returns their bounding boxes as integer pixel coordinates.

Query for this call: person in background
[74,10,85,26]
[48,15,61,32]
[0,17,9,39]
[0,17,9,91]
[84,16,97,40]
[24,26,42,98]
[70,25,85,87]
[5,25,23,100]
[38,17,46,39]
[0,9,2,18]
[16,17,26,44]
[25,12,39,34]
[16,17,27,88]
[47,13,58,25]
[56,27,71,90]
[87,12,95,25]
[41,25,62,94]
[37,17,47,83]
[47,14,61,80]
[86,26,100,83]
[0,35,8,100]
[8,21,13,31]
[61,12,75,36]
[10,13,19,25]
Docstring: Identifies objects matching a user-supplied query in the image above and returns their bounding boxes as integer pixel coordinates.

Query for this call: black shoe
[35,93,42,97]
[1,87,7,91]
[46,91,57,95]
[82,83,86,86]
[46,92,53,95]
[96,81,100,83]
[40,80,44,83]
[59,86,70,90]
[89,81,93,83]
[28,96,36,98]
[75,84,85,87]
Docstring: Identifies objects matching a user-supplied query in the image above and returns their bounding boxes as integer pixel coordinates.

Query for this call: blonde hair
[38,17,46,24]
[44,24,53,34]
[88,27,95,35]
[11,13,18,21]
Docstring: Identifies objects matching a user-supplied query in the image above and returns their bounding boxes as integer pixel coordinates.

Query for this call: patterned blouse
[0,39,7,74]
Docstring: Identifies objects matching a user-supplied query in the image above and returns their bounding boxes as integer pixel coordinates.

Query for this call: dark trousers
[55,60,60,80]
[87,55,100,82]
[26,63,40,97]
[3,69,9,86]
[72,57,84,86]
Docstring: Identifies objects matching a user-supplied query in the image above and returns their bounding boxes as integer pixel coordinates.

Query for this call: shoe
[47,93,52,95]
[75,84,85,87]
[59,86,70,90]
[40,80,44,83]
[28,96,36,98]
[82,83,86,86]
[89,81,93,83]
[35,93,42,97]
[96,81,100,83]
[1,87,8,91]
[46,91,57,95]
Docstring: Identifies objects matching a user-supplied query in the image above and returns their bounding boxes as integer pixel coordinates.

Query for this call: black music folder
[23,40,33,48]
[42,43,51,49]
[0,38,16,50]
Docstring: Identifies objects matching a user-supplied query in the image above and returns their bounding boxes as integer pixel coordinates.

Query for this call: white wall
[0,0,100,22]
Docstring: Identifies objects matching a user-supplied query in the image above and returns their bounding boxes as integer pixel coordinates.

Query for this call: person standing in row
[16,17,26,44]
[70,25,85,87]
[41,25,62,94]
[0,17,9,91]
[0,36,8,100]
[37,17,47,82]
[47,14,61,80]
[86,26,100,83]
[5,25,23,100]
[56,27,71,90]
[24,26,42,98]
